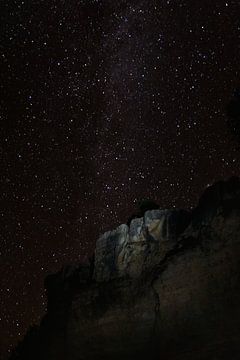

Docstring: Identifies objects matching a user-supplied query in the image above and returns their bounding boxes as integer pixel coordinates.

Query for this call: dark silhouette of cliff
[10,177,240,360]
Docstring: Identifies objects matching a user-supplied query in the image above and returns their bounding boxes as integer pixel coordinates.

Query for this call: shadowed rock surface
[10,177,240,360]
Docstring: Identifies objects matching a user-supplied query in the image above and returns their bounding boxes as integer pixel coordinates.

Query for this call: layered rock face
[10,177,240,360]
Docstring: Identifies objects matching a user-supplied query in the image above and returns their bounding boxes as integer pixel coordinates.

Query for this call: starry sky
[1,0,240,358]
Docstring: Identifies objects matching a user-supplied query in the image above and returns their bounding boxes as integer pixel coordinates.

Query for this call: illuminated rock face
[10,178,240,360]
[94,209,190,281]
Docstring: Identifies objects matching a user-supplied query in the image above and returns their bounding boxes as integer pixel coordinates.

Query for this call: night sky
[1,0,240,358]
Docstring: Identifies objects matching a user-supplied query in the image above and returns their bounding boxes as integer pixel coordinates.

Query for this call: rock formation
[10,177,240,360]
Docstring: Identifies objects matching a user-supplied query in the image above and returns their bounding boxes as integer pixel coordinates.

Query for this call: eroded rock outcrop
[10,177,240,360]
[94,209,190,281]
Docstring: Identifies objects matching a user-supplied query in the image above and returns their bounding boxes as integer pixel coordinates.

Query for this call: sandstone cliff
[10,177,240,360]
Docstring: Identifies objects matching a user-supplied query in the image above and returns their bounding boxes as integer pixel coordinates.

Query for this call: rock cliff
[10,177,240,360]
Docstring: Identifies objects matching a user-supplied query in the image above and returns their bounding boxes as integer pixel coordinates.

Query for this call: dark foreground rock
[10,177,240,360]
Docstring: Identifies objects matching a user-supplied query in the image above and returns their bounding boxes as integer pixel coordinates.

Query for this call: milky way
[1,0,240,357]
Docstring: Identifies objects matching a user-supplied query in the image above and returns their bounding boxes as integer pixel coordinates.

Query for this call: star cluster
[1,0,240,357]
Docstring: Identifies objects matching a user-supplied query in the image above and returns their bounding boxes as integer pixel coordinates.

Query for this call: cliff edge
[10,177,240,360]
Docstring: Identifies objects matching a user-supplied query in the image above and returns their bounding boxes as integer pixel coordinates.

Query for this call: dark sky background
[0,0,240,358]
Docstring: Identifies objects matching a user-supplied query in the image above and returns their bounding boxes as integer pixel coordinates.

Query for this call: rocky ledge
[10,177,240,360]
